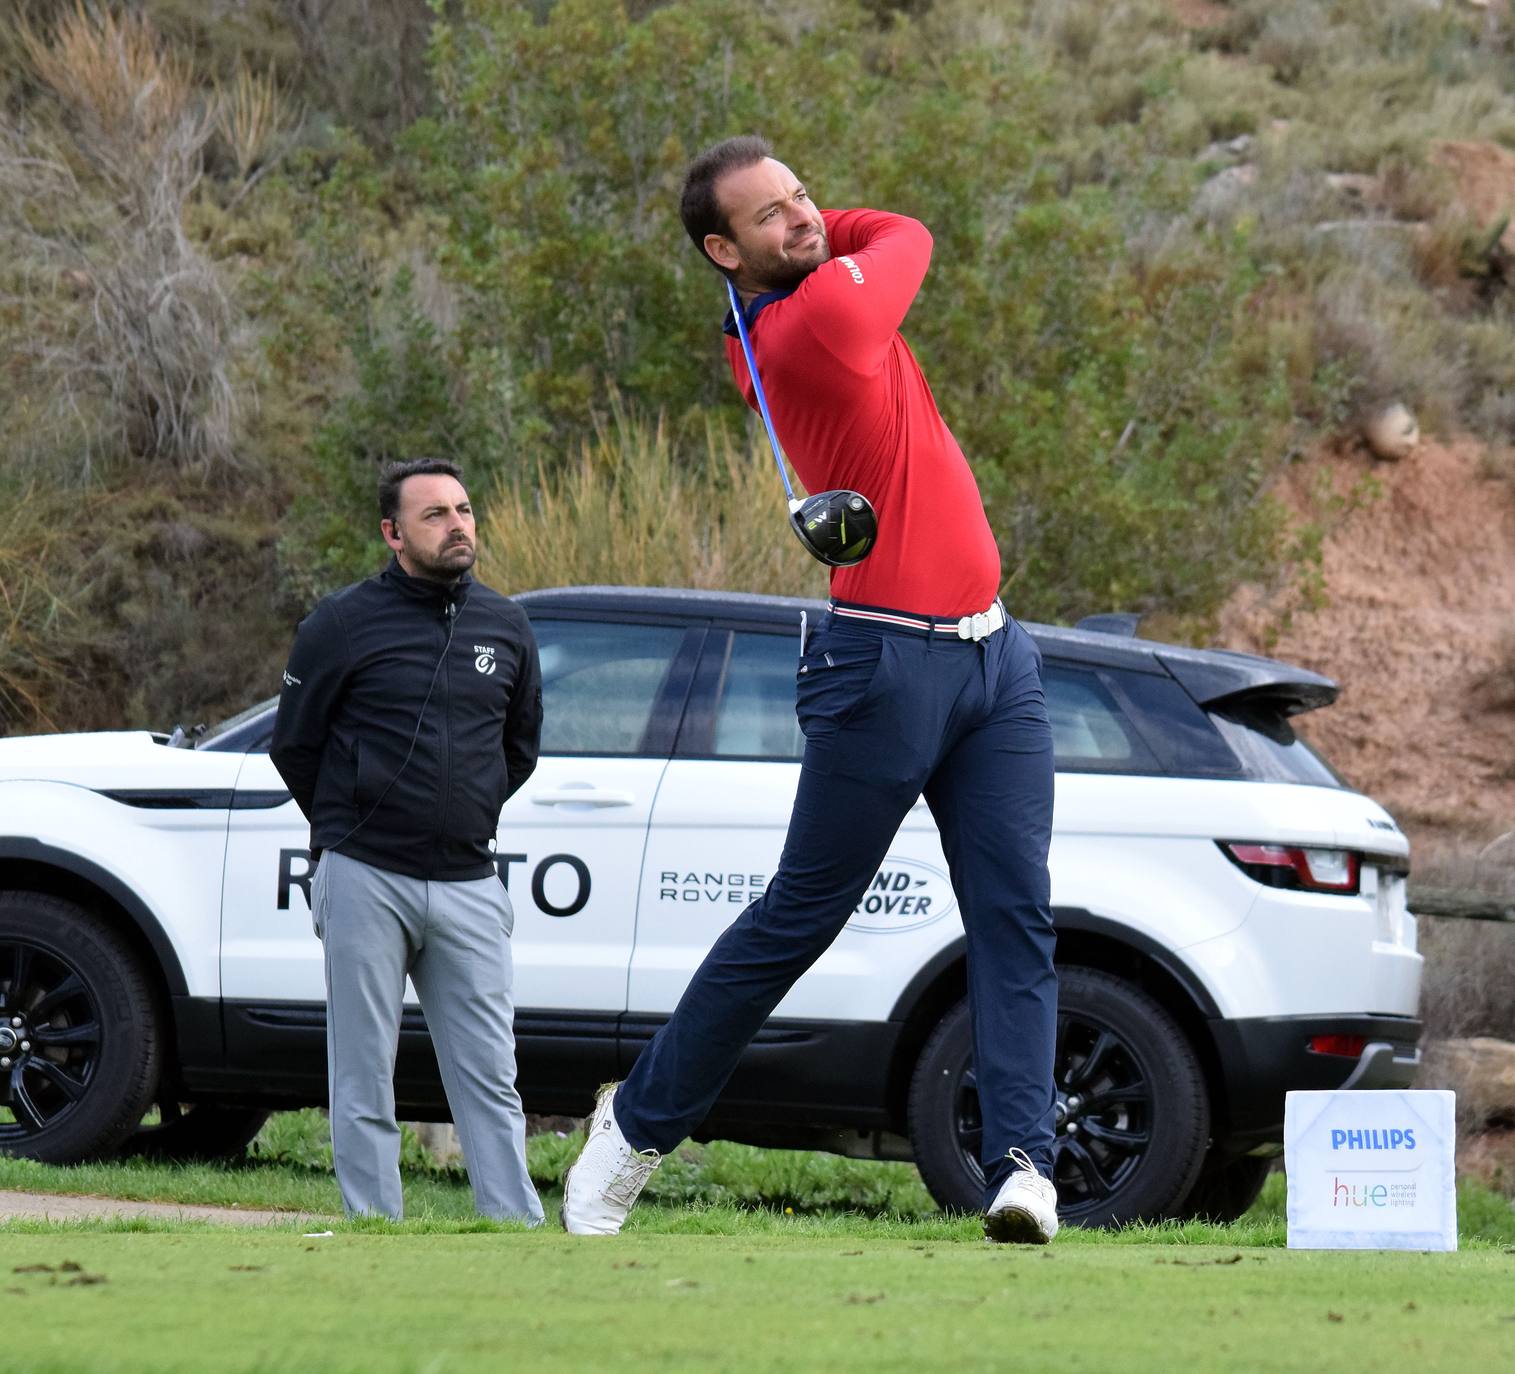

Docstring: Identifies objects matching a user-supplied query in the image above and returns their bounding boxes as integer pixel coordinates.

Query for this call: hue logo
[1332,1178,1391,1208]
[1329,1128,1416,1150]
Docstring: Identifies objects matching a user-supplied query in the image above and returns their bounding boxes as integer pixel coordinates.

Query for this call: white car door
[220,749,323,1001]
[631,625,961,1026]
[500,615,694,1009]
[219,616,698,1014]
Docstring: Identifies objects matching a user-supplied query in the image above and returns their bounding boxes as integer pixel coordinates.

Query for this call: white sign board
[1285,1090,1457,1251]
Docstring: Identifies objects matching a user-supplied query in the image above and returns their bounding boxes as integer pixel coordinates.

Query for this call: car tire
[907,966,1210,1227]
[1177,1153,1273,1223]
[123,1102,270,1163]
[0,892,162,1164]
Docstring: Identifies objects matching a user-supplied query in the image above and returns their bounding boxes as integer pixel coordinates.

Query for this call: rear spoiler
[1156,649,1339,718]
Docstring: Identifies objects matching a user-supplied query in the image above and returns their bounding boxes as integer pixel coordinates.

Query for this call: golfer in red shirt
[563,135,1058,1243]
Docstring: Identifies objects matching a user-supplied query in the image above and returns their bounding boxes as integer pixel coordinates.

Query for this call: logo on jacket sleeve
[473,644,497,676]
[838,255,864,284]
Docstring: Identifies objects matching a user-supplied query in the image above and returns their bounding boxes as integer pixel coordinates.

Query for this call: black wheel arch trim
[886,935,968,1024]
[886,908,1222,1024]
[0,838,190,997]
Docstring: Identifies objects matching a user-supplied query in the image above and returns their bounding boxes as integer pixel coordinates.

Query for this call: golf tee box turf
[1285,1090,1457,1251]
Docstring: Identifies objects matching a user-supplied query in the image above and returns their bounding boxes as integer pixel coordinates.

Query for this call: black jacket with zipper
[269,558,542,881]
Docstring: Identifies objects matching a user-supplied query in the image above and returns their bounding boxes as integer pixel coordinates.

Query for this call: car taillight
[1308,1034,1368,1058]
[1219,842,1362,894]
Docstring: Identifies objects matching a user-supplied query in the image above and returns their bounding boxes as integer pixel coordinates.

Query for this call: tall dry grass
[476,406,829,600]
[2,2,238,474]
[214,61,301,192]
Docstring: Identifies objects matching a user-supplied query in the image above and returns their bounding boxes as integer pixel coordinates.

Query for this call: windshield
[195,696,278,751]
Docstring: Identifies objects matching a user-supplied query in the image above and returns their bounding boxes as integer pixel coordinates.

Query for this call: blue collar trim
[721,286,797,338]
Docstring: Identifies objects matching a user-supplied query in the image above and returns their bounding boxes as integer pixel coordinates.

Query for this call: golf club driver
[726,278,877,567]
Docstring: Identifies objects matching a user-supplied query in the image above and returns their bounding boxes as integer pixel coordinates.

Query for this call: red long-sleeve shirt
[724,208,1001,618]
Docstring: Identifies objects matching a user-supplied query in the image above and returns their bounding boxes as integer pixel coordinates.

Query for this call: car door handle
[531,788,636,808]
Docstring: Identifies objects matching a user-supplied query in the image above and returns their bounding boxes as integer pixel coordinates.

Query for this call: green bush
[277,262,489,603]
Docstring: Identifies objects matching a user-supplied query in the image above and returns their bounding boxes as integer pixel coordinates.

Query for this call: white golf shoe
[560,1083,662,1236]
[983,1147,1059,1244]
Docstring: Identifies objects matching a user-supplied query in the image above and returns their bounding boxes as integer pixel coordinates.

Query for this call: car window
[1042,663,1158,771]
[1104,670,1241,777]
[709,632,805,760]
[536,620,687,756]
[1209,706,1347,788]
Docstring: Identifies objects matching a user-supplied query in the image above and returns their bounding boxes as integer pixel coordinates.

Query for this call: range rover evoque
[0,588,1422,1226]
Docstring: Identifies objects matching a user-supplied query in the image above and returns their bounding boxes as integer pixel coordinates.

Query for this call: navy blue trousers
[616,606,1058,1204]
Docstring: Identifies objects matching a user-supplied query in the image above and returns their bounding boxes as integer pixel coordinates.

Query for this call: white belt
[829,600,1007,641]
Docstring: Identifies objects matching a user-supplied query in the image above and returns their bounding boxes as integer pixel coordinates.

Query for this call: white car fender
[0,779,227,998]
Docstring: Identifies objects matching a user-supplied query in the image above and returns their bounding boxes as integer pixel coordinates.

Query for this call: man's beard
[748,227,830,292]
[411,539,476,580]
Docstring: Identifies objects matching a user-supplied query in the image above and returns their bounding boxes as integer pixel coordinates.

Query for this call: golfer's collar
[722,286,797,338]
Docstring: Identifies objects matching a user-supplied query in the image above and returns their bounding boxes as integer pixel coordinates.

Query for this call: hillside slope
[1218,440,1515,840]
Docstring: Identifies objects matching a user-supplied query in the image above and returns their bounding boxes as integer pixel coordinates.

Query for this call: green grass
[6,1112,1515,1371]
[3,1110,1513,1249]
[4,1230,1514,1374]
[0,1110,939,1221]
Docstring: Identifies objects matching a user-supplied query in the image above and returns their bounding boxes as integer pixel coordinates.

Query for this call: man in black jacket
[271,458,544,1222]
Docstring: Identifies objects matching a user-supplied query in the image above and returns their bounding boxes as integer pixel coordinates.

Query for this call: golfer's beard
[751,234,830,292]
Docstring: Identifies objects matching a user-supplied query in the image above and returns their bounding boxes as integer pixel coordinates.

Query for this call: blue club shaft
[726,279,797,503]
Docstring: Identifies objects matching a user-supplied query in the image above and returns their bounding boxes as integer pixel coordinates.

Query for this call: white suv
[0,587,1422,1226]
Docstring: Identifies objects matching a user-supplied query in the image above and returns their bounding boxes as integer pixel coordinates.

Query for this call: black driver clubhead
[788,490,877,567]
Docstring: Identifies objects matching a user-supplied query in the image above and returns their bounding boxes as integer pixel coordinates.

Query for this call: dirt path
[0,1189,328,1227]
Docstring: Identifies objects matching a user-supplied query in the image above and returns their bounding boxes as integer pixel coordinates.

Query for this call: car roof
[514,585,1338,713]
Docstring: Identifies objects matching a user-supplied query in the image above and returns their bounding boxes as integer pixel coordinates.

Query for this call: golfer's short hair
[378,457,465,524]
[680,134,774,273]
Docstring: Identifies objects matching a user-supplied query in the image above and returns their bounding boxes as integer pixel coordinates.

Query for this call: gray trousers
[312,850,544,1224]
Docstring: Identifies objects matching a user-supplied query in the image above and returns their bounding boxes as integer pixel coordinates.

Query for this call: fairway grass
[5,1116,1514,1371]
[4,1227,1513,1374]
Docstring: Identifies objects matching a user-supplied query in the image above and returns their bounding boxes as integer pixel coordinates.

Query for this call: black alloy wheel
[908,966,1210,1228]
[0,893,161,1163]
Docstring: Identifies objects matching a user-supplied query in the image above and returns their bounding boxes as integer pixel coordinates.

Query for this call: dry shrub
[1,3,238,474]
[1376,157,1449,226]
[0,483,82,732]
[1027,0,1101,63]
[21,3,197,158]
[0,472,295,737]
[477,405,828,601]
[1417,913,1515,1044]
[213,61,301,188]
[1414,836,1515,1054]
[277,0,435,140]
[1307,268,1471,432]
[1252,4,1328,86]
